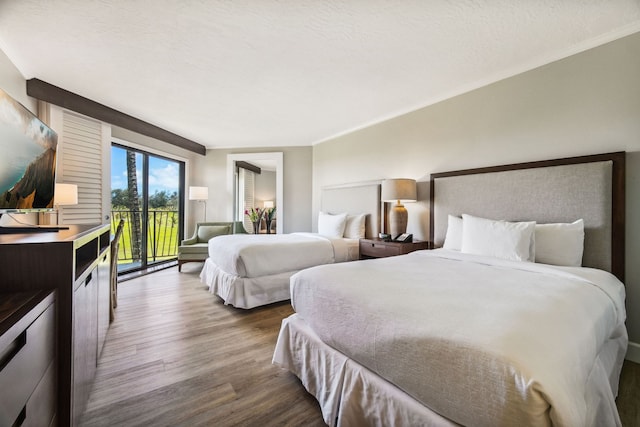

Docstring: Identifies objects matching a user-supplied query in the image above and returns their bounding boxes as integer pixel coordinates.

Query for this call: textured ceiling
[0,1,639,149]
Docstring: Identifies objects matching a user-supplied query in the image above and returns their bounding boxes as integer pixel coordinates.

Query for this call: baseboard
[626,341,640,364]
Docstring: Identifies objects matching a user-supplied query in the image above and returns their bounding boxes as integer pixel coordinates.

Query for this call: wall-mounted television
[0,87,62,232]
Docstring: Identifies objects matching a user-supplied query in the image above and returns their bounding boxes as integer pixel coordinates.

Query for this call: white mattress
[285,249,628,426]
[201,232,359,308]
[208,232,358,277]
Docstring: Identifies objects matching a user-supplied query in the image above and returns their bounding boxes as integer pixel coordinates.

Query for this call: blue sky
[111,147,179,195]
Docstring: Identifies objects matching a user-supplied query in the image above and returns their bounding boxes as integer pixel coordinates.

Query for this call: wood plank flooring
[80,263,325,426]
[81,263,640,426]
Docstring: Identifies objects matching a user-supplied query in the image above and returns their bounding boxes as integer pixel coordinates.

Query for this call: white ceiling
[0,1,639,150]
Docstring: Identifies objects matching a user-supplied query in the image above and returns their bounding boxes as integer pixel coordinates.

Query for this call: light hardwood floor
[81,263,639,426]
[80,263,325,426]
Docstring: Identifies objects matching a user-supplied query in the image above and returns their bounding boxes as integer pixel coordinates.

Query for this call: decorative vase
[266,220,272,234]
[253,221,260,234]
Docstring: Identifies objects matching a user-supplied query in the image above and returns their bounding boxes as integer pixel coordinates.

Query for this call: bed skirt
[272,313,459,427]
[200,258,296,309]
[273,313,626,427]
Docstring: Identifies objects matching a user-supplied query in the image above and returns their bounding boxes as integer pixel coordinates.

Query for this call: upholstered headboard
[430,152,625,280]
[321,181,382,239]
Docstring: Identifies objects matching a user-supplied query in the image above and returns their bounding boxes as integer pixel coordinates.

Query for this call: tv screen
[0,87,58,213]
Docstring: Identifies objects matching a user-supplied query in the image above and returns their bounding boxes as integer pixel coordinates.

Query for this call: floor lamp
[54,183,78,225]
[189,186,208,222]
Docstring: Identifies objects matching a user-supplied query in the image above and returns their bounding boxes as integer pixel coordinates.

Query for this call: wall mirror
[226,152,283,234]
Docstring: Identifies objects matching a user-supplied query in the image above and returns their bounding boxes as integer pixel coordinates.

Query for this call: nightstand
[359,238,431,259]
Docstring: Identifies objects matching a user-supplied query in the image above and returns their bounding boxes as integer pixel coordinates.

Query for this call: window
[111,144,185,273]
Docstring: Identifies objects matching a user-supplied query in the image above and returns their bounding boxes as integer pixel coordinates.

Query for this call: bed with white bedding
[272,152,628,426]
[201,232,359,309]
[200,182,381,309]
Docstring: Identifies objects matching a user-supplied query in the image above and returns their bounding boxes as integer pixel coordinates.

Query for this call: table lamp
[381,178,417,237]
[54,183,78,225]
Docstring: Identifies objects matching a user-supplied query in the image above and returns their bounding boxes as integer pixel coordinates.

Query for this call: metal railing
[111,209,180,264]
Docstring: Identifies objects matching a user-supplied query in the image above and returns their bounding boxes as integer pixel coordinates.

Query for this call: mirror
[226,152,283,233]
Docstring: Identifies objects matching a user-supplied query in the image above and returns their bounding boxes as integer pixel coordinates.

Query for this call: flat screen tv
[0,87,62,232]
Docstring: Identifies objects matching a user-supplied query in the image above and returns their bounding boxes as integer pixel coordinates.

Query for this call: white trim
[101,122,111,223]
[626,341,640,364]
[227,152,283,234]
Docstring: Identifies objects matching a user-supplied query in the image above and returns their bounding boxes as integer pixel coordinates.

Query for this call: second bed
[200,182,381,308]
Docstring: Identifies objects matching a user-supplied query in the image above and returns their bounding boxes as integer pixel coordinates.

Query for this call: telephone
[393,233,413,243]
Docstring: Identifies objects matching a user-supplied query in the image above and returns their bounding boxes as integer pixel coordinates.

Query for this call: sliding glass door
[111,144,185,273]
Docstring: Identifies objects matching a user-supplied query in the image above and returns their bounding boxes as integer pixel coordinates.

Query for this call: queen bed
[272,152,628,426]
[200,182,381,309]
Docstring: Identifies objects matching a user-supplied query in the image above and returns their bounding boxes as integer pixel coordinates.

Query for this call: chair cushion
[178,243,209,254]
[197,225,231,243]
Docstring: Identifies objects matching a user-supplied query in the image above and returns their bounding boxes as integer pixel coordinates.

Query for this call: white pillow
[535,219,584,266]
[461,214,535,262]
[318,212,348,238]
[443,215,463,251]
[344,214,366,239]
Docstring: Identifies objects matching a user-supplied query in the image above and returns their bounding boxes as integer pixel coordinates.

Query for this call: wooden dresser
[0,224,111,426]
[0,290,56,426]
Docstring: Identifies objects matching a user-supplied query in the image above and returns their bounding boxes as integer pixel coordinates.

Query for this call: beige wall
[0,49,36,113]
[313,32,640,354]
[199,146,312,234]
[255,170,277,206]
[0,49,39,225]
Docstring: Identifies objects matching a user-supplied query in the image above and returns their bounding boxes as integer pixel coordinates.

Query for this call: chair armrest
[181,237,198,245]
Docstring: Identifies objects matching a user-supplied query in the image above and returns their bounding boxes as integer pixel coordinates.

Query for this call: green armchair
[178,221,246,271]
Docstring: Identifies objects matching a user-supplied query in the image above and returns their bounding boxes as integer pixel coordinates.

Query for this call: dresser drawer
[0,301,55,426]
[360,241,402,258]
[23,360,56,427]
[359,239,431,259]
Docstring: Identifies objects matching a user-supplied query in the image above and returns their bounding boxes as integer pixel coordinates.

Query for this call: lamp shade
[54,183,78,206]
[189,186,209,201]
[381,179,417,202]
[263,200,274,209]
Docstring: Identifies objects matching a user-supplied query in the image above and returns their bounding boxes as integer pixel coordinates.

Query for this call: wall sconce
[54,183,78,225]
[381,178,417,237]
[263,200,274,209]
[189,186,209,222]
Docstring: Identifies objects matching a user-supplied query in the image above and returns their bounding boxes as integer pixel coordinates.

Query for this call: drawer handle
[0,330,27,371]
[12,406,26,427]
[85,272,93,286]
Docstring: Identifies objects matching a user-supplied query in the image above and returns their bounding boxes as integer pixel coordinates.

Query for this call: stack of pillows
[443,214,585,267]
[317,211,366,239]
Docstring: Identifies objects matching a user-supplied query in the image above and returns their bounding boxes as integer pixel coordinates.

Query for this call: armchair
[178,221,246,271]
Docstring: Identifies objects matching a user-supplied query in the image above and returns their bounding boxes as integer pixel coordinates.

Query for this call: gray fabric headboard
[430,152,625,280]
[321,182,382,239]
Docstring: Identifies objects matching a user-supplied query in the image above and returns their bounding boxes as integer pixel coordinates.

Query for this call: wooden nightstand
[359,238,431,259]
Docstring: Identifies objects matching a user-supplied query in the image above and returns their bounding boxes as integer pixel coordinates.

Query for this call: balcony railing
[111,209,179,265]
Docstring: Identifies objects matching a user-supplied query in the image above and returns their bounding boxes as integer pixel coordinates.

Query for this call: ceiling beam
[236,160,261,174]
[26,78,206,156]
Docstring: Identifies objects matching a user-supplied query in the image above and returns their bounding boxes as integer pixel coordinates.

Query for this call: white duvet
[290,249,628,427]
[208,232,357,278]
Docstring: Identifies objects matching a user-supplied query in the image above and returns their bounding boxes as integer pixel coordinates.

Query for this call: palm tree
[126,151,142,261]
